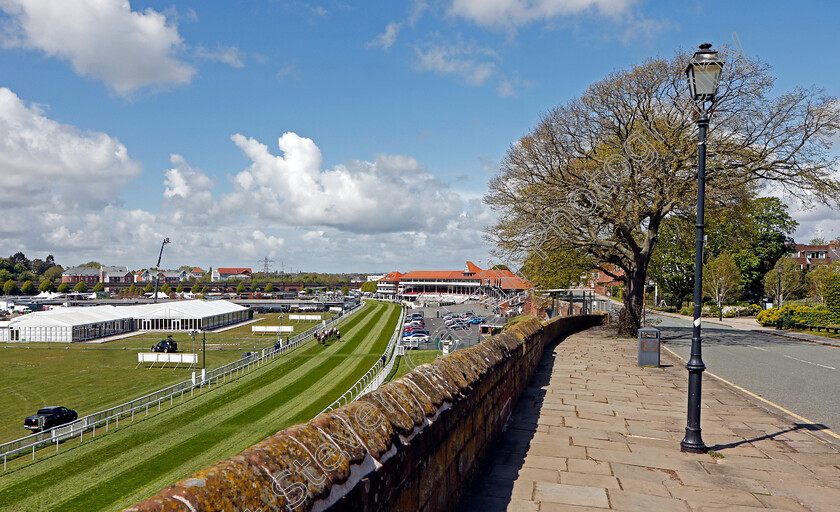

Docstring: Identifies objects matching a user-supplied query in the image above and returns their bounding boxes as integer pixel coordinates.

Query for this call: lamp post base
[680,431,706,453]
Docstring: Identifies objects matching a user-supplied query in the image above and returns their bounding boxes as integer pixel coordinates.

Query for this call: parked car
[24,406,78,432]
[470,317,485,324]
[410,329,429,336]
[152,335,178,353]
[403,333,430,342]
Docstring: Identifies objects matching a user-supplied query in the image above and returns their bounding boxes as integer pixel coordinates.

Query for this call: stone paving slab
[459,326,840,511]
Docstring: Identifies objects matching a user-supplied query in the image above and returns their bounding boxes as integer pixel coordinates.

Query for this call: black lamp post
[681,43,725,454]
[718,277,723,321]
[776,264,783,308]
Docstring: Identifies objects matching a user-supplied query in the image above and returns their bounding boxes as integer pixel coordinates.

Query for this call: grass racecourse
[0,301,399,512]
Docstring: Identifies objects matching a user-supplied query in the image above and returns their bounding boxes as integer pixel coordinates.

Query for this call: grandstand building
[377,262,533,312]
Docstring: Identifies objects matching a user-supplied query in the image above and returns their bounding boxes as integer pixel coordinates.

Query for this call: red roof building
[377,261,533,299]
[790,241,840,270]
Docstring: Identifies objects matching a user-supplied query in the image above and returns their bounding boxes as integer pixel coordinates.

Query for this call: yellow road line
[661,345,840,441]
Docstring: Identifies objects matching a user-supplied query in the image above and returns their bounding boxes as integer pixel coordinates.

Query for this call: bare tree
[485,49,840,335]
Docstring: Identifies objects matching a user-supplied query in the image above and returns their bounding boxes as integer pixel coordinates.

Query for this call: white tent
[6,305,133,342]
[2,300,249,343]
[127,300,249,332]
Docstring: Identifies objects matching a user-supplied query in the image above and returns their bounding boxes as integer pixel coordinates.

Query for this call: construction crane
[153,238,170,304]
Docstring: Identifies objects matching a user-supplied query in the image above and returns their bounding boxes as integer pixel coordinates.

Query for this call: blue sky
[1,0,838,273]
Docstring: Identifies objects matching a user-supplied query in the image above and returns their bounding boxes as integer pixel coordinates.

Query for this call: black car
[152,335,178,353]
[24,406,78,432]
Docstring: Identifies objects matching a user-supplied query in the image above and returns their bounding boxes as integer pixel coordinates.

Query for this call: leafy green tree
[73,281,88,293]
[648,216,695,309]
[43,265,64,282]
[57,282,70,293]
[200,285,208,295]
[79,261,101,269]
[810,237,827,245]
[191,282,200,293]
[128,283,138,296]
[20,280,35,295]
[92,282,104,292]
[39,279,53,293]
[176,284,184,293]
[4,279,17,295]
[0,269,11,283]
[144,283,154,293]
[360,281,377,293]
[264,282,274,293]
[161,283,171,294]
[30,258,50,275]
[703,253,741,309]
[764,258,807,306]
[236,282,245,294]
[806,262,840,304]
[341,285,349,295]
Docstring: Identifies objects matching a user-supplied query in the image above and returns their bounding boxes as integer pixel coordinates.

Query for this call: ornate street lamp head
[686,43,725,104]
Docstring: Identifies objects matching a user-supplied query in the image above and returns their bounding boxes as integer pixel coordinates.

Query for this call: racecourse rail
[0,301,366,470]
[319,304,406,413]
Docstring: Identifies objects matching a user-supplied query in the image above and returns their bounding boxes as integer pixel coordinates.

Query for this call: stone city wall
[125,313,603,512]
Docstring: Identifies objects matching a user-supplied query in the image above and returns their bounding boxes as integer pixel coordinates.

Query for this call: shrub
[792,305,838,326]
[825,275,840,316]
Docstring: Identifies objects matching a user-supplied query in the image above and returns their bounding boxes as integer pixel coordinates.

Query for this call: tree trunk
[617,266,647,336]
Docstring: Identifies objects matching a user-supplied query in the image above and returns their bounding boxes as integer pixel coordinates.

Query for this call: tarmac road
[648,312,840,436]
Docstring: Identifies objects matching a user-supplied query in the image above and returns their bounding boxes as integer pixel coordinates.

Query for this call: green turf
[0,313,331,443]
[387,350,442,381]
[0,302,398,512]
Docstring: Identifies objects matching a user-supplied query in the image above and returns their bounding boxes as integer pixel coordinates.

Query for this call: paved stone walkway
[460,326,840,511]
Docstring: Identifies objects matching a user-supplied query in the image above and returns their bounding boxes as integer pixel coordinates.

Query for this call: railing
[0,302,366,470]
[320,304,405,414]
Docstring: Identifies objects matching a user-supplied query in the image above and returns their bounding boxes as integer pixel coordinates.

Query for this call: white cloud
[449,0,635,29]
[0,87,141,214]
[366,21,402,50]
[276,64,300,82]
[226,132,464,234]
[0,99,489,271]
[413,40,498,86]
[0,0,195,93]
[194,44,244,68]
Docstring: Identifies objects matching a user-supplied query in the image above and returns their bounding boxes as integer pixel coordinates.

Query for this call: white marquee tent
[1,300,249,343]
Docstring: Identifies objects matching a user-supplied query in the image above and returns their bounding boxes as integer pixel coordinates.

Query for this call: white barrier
[251,326,294,334]
[288,314,322,321]
[329,307,343,312]
[136,353,198,368]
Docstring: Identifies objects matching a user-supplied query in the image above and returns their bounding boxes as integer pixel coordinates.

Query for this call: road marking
[751,346,769,352]
[782,354,836,370]
[662,345,840,442]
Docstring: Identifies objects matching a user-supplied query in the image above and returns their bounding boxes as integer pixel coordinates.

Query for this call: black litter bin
[637,327,660,367]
